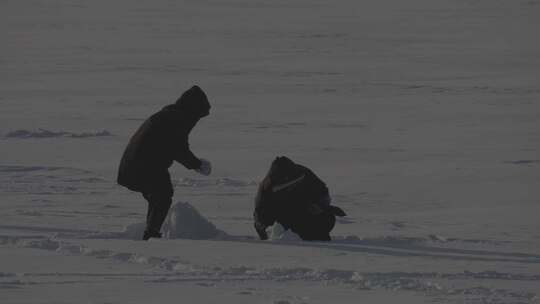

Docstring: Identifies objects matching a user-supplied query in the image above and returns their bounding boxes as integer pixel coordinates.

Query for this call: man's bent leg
[141,171,174,240]
[294,212,336,241]
[142,191,172,240]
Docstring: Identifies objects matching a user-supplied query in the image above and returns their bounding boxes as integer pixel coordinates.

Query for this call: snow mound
[269,223,302,242]
[161,201,225,240]
[94,201,226,240]
[4,128,112,139]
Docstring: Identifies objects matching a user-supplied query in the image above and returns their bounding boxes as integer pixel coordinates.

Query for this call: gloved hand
[195,158,212,176]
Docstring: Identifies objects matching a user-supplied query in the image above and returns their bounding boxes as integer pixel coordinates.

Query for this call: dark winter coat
[254,156,346,241]
[117,86,210,195]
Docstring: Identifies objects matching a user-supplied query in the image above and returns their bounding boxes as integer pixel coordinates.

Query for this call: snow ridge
[0,234,537,303]
[175,177,257,188]
[4,129,112,139]
[0,165,108,195]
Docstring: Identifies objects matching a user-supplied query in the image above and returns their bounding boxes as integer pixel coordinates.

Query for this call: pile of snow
[268,223,302,242]
[94,201,225,240]
[161,201,225,240]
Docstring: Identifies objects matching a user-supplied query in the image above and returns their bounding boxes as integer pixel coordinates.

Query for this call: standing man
[117,85,212,240]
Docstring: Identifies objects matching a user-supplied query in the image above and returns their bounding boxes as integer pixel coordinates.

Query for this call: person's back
[117,103,204,193]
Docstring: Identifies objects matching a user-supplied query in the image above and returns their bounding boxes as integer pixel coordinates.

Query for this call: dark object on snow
[117,85,211,240]
[143,229,163,241]
[117,85,210,192]
[254,156,346,241]
[142,190,172,240]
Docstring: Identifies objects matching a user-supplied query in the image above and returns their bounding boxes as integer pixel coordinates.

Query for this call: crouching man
[117,85,212,240]
[254,156,346,241]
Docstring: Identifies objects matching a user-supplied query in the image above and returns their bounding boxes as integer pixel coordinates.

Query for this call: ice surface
[117,222,147,240]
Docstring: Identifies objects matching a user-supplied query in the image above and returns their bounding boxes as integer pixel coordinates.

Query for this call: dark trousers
[290,211,336,241]
[142,171,173,235]
[142,191,172,234]
[141,171,174,235]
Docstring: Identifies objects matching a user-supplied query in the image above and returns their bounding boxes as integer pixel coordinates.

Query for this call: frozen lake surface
[1,0,540,303]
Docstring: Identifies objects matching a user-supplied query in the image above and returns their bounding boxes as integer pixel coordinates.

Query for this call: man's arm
[254,183,276,240]
[173,138,202,170]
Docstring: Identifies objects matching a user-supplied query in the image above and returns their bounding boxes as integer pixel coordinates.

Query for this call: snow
[4,129,112,139]
[269,224,302,242]
[2,0,540,303]
[162,201,226,240]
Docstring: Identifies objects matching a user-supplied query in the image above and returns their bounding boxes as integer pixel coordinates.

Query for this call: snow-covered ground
[2,0,540,303]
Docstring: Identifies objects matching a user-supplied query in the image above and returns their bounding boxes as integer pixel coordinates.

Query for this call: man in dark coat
[117,85,212,240]
[254,156,346,241]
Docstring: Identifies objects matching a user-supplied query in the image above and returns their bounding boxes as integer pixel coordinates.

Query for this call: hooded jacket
[117,86,210,193]
[253,156,346,240]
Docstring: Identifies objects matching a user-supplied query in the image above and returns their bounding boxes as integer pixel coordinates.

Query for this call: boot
[143,230,162,241]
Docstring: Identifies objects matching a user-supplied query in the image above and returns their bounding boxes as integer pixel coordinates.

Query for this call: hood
[267,156,304,186]
[175,85,211,118]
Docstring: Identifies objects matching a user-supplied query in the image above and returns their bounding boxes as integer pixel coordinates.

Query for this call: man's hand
[195,158,212,176]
